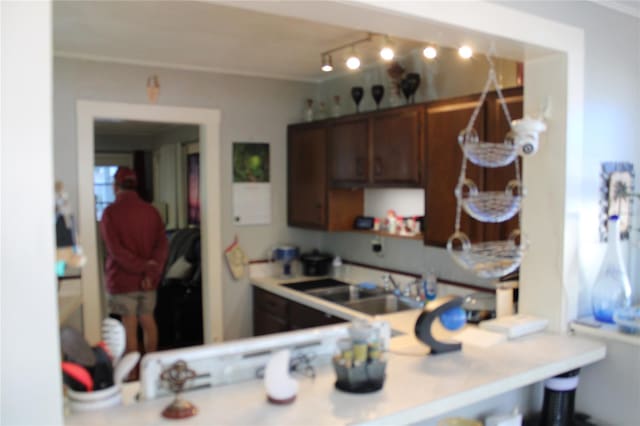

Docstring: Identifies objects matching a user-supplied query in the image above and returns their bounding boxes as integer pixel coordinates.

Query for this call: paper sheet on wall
[233,183,271,225]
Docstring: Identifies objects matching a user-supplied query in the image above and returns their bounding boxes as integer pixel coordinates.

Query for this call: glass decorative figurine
[592,215,632,323]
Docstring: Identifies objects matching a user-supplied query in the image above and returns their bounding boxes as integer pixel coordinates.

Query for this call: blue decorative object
[440,306,467,331]
[613,306,640,334]
[273,246,299,277]
[592,215,632,323]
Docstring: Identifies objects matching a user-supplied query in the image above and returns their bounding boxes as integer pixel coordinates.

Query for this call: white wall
[153,143,181,229]
[1,2,64,424]
[494,0,640,308]
[54,57,321,340]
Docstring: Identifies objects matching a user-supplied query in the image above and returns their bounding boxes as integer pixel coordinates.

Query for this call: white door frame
[76,101,223,344]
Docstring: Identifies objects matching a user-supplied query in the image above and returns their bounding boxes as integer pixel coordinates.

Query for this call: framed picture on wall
[232,142,271,225]
[187,153,200,225]
[600,162,634,241]
[233,142,270,183]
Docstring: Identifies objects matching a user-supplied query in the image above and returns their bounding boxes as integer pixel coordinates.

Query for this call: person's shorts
[109,291,156,316]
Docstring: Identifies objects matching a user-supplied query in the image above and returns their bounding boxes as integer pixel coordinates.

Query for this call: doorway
[93,119,204,349]
[76,101,223,345]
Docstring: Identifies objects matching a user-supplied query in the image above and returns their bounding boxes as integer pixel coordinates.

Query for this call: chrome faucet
[381,273,399,292]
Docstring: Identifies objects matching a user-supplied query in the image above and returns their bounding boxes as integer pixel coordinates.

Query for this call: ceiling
[53,1,470,83]
[54,1,638,84]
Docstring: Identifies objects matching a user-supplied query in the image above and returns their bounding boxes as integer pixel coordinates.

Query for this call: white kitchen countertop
[66,332,605,426]
[65,275,606,425]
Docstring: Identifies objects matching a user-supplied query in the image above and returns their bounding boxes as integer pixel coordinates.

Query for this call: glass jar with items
[332,320,386,393]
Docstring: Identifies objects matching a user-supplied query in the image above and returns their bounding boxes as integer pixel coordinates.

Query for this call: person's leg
[138,314,158,353]
[138,290,158,353]
[121,314,139,354]
[108,293,139,354]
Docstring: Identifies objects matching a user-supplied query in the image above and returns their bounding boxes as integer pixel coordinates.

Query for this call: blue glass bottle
[592,215,632,323]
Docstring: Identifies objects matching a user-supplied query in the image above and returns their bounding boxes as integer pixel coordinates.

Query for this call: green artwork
[233,142,270,183]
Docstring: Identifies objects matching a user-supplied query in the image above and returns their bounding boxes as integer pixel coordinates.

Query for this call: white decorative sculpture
[264,349,298,404]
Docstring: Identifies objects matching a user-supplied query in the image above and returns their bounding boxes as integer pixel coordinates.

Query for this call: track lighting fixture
[319,32,372,73]
[458,45,473,59]
[380,36,394,61]
[321,54,333,72]
[346,49,361,70]
[423,45,437,60]
[380,46,394,61]
[317,33,453,72]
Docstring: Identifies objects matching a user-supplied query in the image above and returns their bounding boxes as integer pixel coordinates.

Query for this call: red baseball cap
[114,167,137,186]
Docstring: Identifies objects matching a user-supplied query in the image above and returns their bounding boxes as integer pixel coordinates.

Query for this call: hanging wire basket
[457,179,523,223]
[458,129,518,168]
[446,230,526,279]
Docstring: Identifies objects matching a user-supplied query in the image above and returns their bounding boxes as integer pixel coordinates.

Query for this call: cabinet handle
[374,157,383,176]
[355,158,365,177]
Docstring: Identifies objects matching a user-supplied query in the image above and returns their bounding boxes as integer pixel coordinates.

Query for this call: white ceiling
[593,0,640,18]
[54,1,637,84]
[54,1,431,83]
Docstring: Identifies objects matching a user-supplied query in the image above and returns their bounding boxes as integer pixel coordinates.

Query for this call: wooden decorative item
[160,360,198,419]
[146,75,160,104]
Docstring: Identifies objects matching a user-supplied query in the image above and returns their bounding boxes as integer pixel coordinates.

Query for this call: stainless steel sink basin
[305,285,386,303]
[282,279,422,315]
[342,295,423,315]
[282,279,348,292]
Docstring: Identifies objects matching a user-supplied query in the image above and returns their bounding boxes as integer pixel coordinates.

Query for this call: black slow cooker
[299,250,333,276]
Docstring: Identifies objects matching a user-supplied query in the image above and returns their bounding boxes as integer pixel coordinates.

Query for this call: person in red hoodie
[100,167,168,357]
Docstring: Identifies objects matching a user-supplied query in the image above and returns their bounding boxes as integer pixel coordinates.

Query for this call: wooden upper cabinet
[288,123,364,231]
[288,124,328,228]
[370,107,422,186]
[329,116,369,186]
[483,87,524,242]
[424,96,485,247]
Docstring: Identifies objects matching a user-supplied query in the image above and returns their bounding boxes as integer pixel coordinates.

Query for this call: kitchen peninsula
[65,272,606,425]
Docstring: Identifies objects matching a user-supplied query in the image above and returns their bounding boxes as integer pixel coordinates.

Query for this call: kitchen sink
[342,295,423,315]
[282,279,422,316]
[282,279,348,292]
[305,285,386,303]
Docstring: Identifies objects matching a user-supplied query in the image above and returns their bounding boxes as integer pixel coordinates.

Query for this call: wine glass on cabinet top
[351,87,364,113]
[371,85,384,110]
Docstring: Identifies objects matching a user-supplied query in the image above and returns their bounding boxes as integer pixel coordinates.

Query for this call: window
[94,165,119,220]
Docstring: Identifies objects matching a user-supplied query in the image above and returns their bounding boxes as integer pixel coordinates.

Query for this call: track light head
[458,45,473,59]
[423,45,437,60]
[346,47,361,70]
[321,55,333,72]
[380,46,394,61]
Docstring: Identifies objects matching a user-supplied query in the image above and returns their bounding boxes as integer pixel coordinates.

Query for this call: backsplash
[319,231,495,289]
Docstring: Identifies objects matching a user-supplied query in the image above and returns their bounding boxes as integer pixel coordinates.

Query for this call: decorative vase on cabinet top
[591,215,632,323]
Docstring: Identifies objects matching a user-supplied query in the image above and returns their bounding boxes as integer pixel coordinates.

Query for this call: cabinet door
[424,98,484,246]
[253,288,289,336]
[288,124,327,228]
[484,87,523,242]
[329,117,369,186]
[288,301,344,330]
[371,107,422,186]
[254,308,288,336]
